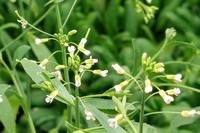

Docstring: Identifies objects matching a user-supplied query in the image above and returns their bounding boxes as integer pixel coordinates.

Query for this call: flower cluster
[141,52,182,104]
[135,1,158,23]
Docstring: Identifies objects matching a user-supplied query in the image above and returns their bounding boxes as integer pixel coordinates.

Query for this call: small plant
[1,0,200,133]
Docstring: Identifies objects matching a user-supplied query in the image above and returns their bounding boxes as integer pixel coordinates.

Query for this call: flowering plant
[0,0,200,133]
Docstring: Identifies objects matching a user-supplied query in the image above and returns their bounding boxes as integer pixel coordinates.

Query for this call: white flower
[108,118,118,128]
[108,114,123,128]
[174,74,182,82]
[17,19,27,28]
[51,70,62,80]
[159,90,174,104]
[35,38,49,45]
[112,64,125,74]
[68,45,76,57]
[64,43,69,47]
[114,85,121,93]
[75,74,81,87]
[35,38,41,45]
[181,109,197,117]
[163,95,174,104]
[188,110,196,117]
[99,70,108,77]
[166,88,181,96]
[85,56,98,65]
[83,49,91,56]
[79,38,87,47]
[45,90,59,103]
[173,88,181,96]
[144,79,153,93]
[39,59,48,70]
[85,109,95,121]
[146,0,151,4]
[166,74,182,82]
[93,70,108,77]
[0,95,3,103]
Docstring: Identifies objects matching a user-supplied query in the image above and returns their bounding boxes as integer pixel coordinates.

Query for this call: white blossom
[0,95,3,103]
[108,118,118,128]
[45,90,58,103]
[112,64,125,74]
[163,95,174,104]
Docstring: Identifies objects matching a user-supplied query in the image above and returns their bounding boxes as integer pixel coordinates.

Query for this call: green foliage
[0,0,200,133]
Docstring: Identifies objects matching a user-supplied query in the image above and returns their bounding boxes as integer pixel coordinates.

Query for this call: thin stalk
[62,0,77,29]
[75,87,80,128]
[139,90,145,133]
[144,111,180,117]
[54,1,72,132]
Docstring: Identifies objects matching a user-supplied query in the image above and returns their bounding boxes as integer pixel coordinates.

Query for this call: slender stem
[62,0,77,29]
[54,0,62,30]
[139,90,145,133]
[125,117,138,133]
[75,87,80,128]
[144,111,180,117]
[151,38,168,61]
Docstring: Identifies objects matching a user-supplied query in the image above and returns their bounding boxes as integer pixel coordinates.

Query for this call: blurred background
[1,0,200,132]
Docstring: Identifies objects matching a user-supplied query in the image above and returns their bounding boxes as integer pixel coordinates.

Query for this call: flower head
[166,88,181,96]
[108,114,123,128]
[108,118,118,128]
[75,74,81,87]
[144,79,153,93]
[181,110,198,117]
[17,19,27,28]
[35,38,49,45]
[153,63,165,73]
[51,70,62,80]
[166,74,182,82]
[93,70,108,77]
[159,90,174,104]
[112,64,125,74]
[113,80,129,93]
[85,109,95,121]
[0,95,3,103]
[68,45,76,57]
[45,90,59,103]
[78,38,90,56]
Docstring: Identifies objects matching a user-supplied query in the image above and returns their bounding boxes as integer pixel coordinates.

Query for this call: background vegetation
[0,0,200,132]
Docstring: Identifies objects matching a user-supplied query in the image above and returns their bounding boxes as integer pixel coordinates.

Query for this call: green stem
[144,111,180,117]
[139,90,145,133]
[54,0,62,30]
[151,38,168,61]
[156,83,200,93]
[75,87,80,128]
[54,1,73,132]
[125,117,138,133]
[62,0,77,29]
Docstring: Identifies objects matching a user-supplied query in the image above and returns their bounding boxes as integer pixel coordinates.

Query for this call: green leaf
[104,0,120,35]
[0,84,15,133]
[13,45,31,67]
[0,84,10,94]
[131,39,141,75]
[86,103,127,133]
